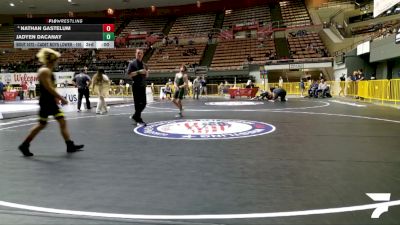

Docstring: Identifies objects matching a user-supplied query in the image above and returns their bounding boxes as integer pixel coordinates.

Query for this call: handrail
[334,19,400,55]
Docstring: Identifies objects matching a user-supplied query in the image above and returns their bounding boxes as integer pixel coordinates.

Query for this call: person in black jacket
[126,48,149,126]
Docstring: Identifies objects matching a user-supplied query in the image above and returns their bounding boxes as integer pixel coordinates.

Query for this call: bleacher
[223,5,271,29]
[350,20,399,36]
[287,31,328,59]
[120,17,167,37]
[96,48,136,61]
[0,49,37,64]
[280,0,312,27]
[210,38,276,70]
[0,25,14,48]
[168,13,215,37]
[146,43,206,72]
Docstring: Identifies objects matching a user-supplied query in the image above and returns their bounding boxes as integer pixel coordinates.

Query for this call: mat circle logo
[134,119,275,140]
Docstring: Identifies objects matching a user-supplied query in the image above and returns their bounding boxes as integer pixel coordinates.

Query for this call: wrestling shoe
[18,143,33,157]
[66,141,84,153]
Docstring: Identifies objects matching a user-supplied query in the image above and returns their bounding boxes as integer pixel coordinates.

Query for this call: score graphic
[14,18,115,49]
[102,24,115,45]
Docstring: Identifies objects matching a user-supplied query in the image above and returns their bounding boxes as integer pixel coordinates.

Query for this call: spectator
[299,79,305,97]
[246,80,254,88]
[200,76,207,97]
[6,82,12,92]
[92,69,110,115]
[246,55,253,63]
[208,32,213,44]
[0,80,4,102]
[164,83,172,100]
[174,36,179,45]
[339,74,346,96]
[308,80,318,97]
[28,81,36,99]
[265,51,271,59]
[316,78,329,98]
[192,76,200,100]
[118,79,125,95]
[21,81,28,100]
[278,76,284,88]
[218,82,225,95]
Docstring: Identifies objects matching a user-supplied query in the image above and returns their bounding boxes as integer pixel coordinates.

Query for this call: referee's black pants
[132,86,147,121]
[78,88,91,110]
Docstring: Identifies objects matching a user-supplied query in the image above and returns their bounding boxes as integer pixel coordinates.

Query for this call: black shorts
[173,88,185,100]
[38,103,64,124]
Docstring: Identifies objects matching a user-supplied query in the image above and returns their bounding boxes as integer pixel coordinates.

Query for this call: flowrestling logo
[205,101,264,106]
[134,119,275,140]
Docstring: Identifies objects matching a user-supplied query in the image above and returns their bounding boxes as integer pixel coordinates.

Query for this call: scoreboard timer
[13,18,115,49]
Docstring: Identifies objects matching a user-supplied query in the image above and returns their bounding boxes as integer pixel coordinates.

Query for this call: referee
[127,48,149,126]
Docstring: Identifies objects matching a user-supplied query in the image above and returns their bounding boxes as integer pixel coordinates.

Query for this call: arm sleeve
[127,62,136,74]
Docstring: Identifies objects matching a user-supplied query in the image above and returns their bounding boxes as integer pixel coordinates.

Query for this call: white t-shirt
[28,83,36,91]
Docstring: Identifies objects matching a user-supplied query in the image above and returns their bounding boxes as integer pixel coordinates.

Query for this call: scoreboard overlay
[14,18,115,49]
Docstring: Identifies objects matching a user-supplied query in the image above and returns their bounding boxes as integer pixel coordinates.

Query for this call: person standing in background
[0,80,4,102]
[278,76,283,88]
[73,67,91,112]
[21,81,28,100]
[299,78,305,97]
[192,76,200,100]
[200,76,207,97]
[92,69,110,115]
[28,81,36,100]
[339,74,346,96]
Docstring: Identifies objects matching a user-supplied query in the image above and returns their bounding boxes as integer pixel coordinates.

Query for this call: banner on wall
[56,88,78,103]
[373,0,400,17]
[0,72,74,85]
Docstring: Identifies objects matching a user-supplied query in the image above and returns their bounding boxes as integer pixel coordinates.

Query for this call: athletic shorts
[173,88,185,100]
[38,103,64,124]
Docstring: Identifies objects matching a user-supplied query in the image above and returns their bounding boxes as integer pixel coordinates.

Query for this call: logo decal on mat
[134,119,275,140]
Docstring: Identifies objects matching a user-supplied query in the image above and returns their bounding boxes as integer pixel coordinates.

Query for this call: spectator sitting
[164,84,172,99]
[265,51,270,58]
[308,80,319,97]
[245,80,254,88]
[315,79,329,98]
[246,55,253,63]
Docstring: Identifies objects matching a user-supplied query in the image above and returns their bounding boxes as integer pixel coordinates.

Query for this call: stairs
[115,18,131,36]
[213,11,225,29]
[269,4,284,28]
[274,36,290,59]
[162,17,176,35]
[144,17,176,63]
[199,43,217,67]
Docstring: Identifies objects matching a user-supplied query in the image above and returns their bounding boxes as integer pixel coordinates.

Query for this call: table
[228,87,259,98]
